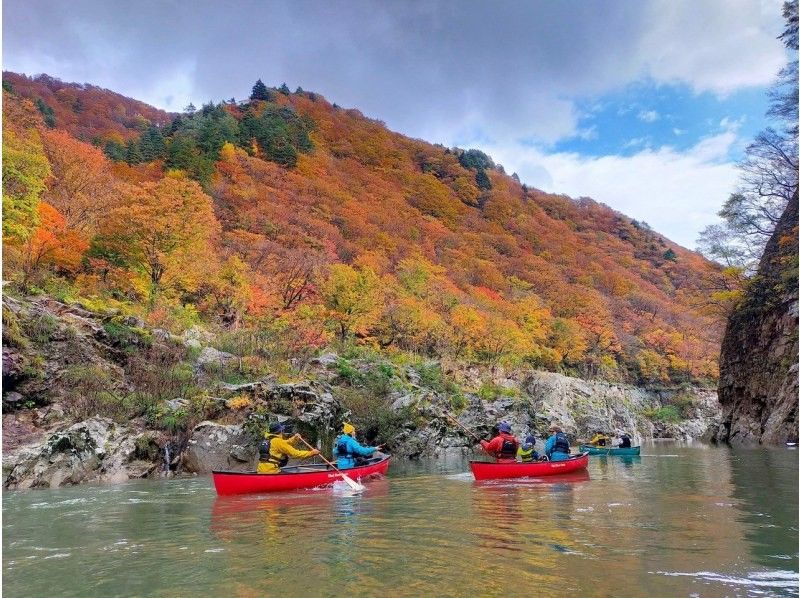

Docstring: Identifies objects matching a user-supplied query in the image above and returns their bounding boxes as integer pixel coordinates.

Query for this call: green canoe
[578,444,641,456]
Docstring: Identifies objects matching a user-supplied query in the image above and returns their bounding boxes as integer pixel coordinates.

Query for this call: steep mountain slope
[2,72,723,385]
[3,72,172,144]
[716,194,799,444]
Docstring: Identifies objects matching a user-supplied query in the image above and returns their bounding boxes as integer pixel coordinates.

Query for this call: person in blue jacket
[544,424,571,462]
[333,422,380,469]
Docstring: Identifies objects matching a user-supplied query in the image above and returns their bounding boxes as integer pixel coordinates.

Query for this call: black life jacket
[619,435,632,448]
[336,436,353,457]
[553,432,570,454]
[498,435,519,459]
[259,435,289,467]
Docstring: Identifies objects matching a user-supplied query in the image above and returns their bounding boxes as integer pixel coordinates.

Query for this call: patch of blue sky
[549,81,771,159]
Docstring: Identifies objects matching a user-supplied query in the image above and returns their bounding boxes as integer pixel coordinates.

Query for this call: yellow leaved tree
[95,175,221,305]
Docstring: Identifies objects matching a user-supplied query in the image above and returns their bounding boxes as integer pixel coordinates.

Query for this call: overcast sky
[3,0,789,247]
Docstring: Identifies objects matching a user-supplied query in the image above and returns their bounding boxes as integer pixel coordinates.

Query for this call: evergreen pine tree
[104,140,126,161]
[165,134,197,171]
[167,115,184,136]
[125,139,143,164]
[269,139,298,167]
[250,79,270,101]
[139,126,166,161]
[475,169,492,191]
[34,98,56,128]
[279,82,291,94]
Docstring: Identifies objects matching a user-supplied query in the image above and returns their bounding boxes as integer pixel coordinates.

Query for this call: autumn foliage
[2,73,726,385]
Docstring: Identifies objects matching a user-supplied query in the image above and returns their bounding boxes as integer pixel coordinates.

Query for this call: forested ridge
[3,71,725,387]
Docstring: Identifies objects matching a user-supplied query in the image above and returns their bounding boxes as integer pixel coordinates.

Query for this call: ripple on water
[29,497,92,509]
[443,472,474,481]
[652,569,799,591]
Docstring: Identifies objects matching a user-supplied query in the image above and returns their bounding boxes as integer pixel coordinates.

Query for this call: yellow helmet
[343,422,355,435]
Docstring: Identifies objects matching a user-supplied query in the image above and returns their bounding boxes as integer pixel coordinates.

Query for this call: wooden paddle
[442,411,483,443]
[297,435,365,492]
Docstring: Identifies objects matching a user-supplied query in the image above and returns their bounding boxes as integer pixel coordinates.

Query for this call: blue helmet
[269,421,294,435]
[498,422,512,434]
[525,434,535,445]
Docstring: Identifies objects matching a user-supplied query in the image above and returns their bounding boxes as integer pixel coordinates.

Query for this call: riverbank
[2,294,719,489]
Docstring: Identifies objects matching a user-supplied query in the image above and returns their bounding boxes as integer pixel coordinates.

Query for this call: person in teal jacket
[544,424,571,462]
[333,422,379,469]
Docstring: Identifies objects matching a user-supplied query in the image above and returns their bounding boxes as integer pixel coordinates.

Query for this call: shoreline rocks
[386,371,719,458]
[3,417,159,490]
[181,422,256,474]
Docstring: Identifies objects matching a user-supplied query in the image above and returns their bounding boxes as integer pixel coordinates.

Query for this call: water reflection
[728,447,799,569]
[618,456,641,469]
[471,484,524,552]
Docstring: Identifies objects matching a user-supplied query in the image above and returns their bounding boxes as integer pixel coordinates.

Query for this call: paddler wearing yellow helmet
[333,422,382,469]
[256,421,320,474]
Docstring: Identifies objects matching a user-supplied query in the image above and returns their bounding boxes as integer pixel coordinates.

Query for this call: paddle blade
[341,473,365,492]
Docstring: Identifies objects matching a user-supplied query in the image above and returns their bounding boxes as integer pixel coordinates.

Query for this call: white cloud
[623,136,649,148]
[575,125,599,140]
[480,132,739,248]
[637,109,660,122]
[719,116,745,132]
[673,127,687,135]
[639,0,786,94]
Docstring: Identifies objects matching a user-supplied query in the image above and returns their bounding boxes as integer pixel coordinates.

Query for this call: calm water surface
[3,443,798,597]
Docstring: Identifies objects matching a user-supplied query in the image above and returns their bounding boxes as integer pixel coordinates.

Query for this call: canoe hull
[578,444,641,456]
[212,456,391,495]
[469,453,589,480]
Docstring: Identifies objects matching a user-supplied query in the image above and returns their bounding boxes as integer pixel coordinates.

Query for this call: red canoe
[212,456,391,495]
[469,452,589,480]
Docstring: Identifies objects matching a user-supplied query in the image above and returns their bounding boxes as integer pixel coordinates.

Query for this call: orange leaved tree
[40,128,120,233]
[13,202,88,288]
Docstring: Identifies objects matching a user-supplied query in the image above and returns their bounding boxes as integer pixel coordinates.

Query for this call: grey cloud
[3,0,784,146]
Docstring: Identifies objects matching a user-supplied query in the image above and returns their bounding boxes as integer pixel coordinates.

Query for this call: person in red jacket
[479,421,519,463]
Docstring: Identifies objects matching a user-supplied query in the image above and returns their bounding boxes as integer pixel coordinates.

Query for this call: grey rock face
[181,422,255,474]
[196,347,237,369]
[716,196,799,445]
[388,370,719,458]
[3,417,158,489]
[255,382,347,434]
[311,352,340,367]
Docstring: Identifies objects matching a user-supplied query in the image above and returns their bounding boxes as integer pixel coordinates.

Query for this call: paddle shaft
[442,411,483,443]
[296,436,363,489]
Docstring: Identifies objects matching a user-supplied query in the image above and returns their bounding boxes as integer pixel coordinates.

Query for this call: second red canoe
[469,452,589,480]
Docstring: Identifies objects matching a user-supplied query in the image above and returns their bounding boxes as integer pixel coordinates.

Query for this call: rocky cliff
[716,194,799,444]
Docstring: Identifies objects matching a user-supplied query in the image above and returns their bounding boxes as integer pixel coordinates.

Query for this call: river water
[3,443,798,597]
